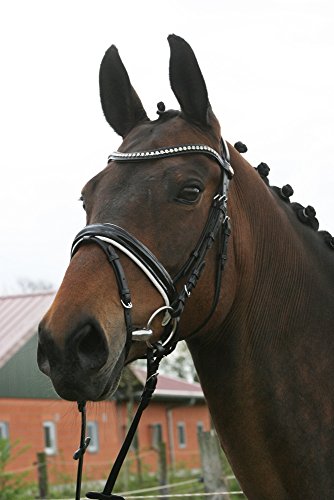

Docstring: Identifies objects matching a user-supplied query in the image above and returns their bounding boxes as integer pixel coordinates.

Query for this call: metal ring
[145,317,179,350]
[146,305,173,330]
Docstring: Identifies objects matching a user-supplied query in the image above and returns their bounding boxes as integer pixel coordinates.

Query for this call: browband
[108,141,233,179]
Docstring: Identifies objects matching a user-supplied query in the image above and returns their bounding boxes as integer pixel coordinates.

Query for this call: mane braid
[231,141,334,250]
[253,162,333,250]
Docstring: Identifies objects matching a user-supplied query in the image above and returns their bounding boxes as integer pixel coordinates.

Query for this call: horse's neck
[225,150,333,348]
[187,151,334,498]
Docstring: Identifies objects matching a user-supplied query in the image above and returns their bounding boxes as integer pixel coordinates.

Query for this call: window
[177,422,186,448]
[87,421,99,453]
[197,421,204,435]
[0,422,9,440]
[151,423,162,450]
[43,421,57,455]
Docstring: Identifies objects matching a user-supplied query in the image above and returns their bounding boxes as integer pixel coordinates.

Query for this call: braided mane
[234,141,334,251]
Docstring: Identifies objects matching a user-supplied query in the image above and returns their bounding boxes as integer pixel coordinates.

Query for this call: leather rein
[72,139,233,499]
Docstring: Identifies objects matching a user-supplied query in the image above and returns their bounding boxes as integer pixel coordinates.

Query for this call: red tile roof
[0,291,55,369]
[131,366,204,399]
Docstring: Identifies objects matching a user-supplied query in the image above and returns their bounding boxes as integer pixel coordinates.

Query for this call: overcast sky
[0,0,333,294]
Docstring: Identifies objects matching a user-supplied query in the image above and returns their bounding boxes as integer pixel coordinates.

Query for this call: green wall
[0,333,59,399]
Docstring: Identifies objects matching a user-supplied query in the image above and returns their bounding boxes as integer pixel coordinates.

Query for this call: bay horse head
[38,35,232,402]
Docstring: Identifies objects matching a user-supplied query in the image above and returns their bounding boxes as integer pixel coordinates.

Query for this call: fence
[4,431,245,499]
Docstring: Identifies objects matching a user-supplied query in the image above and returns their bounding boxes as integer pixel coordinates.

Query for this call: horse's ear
[168,34,210,127]
[99,45,149,138]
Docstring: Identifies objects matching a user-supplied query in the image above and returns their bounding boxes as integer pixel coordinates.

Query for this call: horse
[37,35,334,499]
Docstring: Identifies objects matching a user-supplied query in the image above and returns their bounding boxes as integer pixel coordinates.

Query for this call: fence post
[158,441,169,499]
[36,451,48,499]
[198,430,230,500]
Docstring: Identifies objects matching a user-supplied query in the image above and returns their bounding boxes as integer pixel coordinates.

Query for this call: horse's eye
[79,195,86,211]
[176,186,202,204]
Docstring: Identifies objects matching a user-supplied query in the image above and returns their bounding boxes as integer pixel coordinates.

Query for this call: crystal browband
[108,143,233,178]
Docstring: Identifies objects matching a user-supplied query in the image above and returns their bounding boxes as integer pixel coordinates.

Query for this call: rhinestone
[200,146,204,150]
[196,145,200,149]
[183,146,187,150]
[174,147,178,152]
[169,148,174,153]
[145,152,150,156]
[150,151,154,155]
[187,146,192,150]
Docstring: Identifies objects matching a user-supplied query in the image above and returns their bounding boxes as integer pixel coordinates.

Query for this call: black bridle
[72,140,233,499]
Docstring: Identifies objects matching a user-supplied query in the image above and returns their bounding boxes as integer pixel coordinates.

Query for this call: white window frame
[177,422,187,449]
[151,423,163,450]
[43,421,57,455]
[87,421,99,453]
[0,421,9,440]
[197,421,204,435]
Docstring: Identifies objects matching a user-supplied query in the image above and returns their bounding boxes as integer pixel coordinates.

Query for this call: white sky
[0,0,333,294]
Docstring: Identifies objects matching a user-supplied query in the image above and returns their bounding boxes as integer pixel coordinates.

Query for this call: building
[0,292,211,484]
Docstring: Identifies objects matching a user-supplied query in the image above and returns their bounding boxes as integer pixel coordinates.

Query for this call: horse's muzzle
[37,319,123,401]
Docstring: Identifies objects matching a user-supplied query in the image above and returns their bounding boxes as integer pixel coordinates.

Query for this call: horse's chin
[51,348,126,402]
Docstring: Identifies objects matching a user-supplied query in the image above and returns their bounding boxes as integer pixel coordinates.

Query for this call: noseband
[71,139,233,499]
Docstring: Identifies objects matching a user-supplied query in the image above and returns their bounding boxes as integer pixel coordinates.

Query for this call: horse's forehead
[120,114,219,152]
[82,114,221,196]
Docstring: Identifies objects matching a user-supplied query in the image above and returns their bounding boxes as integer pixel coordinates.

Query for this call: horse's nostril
[76,323,109,371]
[37,342,51,376]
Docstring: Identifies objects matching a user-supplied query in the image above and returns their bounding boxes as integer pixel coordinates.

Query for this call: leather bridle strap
[72,223,176,303]
[86,347,167,500]
[72,237,134,356]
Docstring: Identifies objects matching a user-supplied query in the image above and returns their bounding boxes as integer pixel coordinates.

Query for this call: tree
[159,342,199,382]
[17,278,53,293]
[0,439,31,500]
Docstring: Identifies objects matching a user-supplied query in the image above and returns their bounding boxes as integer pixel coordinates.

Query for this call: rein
[72,140,232,499]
